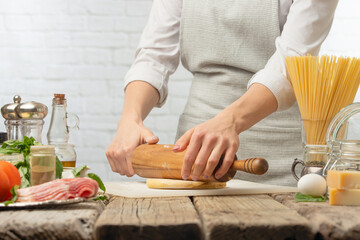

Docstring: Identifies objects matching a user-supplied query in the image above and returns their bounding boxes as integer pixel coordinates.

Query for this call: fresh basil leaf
[55,157,63,179]
[20,136,35,157]
[3,185,19,206]
[1,140,22,149]
[18,165,31,188]
[92,195,108,201]
[295,192,327,202]
[87,173,106,193]
[0,148,21,155]
[72,165,87,177]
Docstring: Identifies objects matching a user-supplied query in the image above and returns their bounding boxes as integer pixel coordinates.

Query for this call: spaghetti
[286,55,360,145]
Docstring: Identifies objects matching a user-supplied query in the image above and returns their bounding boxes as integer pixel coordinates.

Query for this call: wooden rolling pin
[131,144,268,182]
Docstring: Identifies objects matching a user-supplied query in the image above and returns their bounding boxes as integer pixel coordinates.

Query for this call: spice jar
[30,145,56,186]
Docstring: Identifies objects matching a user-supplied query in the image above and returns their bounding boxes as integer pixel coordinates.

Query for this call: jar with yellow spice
[30,145,56,186]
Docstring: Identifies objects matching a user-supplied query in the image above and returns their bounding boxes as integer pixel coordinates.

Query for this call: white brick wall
[0,0,359,182]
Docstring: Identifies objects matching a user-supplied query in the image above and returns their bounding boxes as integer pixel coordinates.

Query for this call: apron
[176,0,302,186]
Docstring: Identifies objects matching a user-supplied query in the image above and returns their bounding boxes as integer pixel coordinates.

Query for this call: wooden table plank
[272,193,360,240]
[95,196,201,240]
[194,195,313,240]
[0,202,105,240]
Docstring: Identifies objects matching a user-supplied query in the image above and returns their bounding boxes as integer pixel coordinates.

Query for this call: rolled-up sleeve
[247,0,339,111]
[124,0,182,107]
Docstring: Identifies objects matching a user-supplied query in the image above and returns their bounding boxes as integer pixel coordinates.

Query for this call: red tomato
[0,161,21,202]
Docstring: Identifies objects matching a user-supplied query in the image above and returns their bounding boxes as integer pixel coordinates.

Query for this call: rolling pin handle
[231,158,269,175]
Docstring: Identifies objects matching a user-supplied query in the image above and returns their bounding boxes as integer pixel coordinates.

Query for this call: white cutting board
[104,179,297,198]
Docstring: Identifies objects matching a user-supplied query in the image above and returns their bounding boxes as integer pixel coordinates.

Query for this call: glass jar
[30,145,56,186]
[324,102,360,174]
[291,119,329,180]
[327,140,360,172]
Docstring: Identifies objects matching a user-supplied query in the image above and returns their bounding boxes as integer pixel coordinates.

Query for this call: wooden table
[1,193,360,240]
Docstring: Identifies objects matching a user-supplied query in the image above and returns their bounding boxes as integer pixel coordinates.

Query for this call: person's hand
[105,117,158,177]
[173,111,239,180]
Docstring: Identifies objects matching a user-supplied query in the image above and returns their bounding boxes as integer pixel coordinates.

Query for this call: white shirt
[124,0,339,111]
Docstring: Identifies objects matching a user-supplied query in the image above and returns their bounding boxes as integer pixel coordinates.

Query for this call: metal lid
[30,145,55,154]
[1,95,22,120]
[15,101,48,120]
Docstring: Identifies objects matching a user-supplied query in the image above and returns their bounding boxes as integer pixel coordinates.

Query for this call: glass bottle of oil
[47,94,79,168]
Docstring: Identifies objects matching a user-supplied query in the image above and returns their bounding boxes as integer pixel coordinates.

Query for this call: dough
[146,178,226,189]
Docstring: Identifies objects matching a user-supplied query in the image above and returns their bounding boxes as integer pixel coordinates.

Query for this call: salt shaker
[1,95,23,141]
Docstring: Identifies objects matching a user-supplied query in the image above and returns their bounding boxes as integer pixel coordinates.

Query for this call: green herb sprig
[2,186,19,206]
[295,192,327,202]
[71,165,107,201]
[0,136,63,188]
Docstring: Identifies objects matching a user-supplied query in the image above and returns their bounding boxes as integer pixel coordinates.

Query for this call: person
[106,0,339,186]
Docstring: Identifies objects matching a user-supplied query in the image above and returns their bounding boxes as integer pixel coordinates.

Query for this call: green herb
[72,166,107,201]
[0,136,39,157]
[72,165,88,177]
[2,185,19,206]
[1,136,64,187]
[92,195,108,201]
[55,157,63,179]
[295,192,327,202]
[87,173,106,193]
[16,157,31,188]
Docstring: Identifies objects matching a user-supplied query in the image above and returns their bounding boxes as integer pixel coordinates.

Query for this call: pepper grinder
[16,100,48,143]
[1,95,48,142]
[1,95,23,141]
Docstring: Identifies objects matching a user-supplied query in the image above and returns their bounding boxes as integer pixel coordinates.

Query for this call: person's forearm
[221,83,278,134]
[121,81,160,123]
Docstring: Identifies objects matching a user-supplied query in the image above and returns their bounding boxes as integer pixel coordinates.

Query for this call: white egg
[297,173,327,196]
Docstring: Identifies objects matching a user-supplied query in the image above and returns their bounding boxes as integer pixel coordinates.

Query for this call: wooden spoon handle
[230,158,268,175]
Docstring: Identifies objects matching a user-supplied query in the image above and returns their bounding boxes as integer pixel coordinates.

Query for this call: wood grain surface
[272,193,360,240]
[0,202,105,240]
[193,195,313,240]
[3,194,360,240]
[95,196,201,240]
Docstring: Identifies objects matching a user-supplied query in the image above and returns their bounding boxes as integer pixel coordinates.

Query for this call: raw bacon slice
[16,178,99,202]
